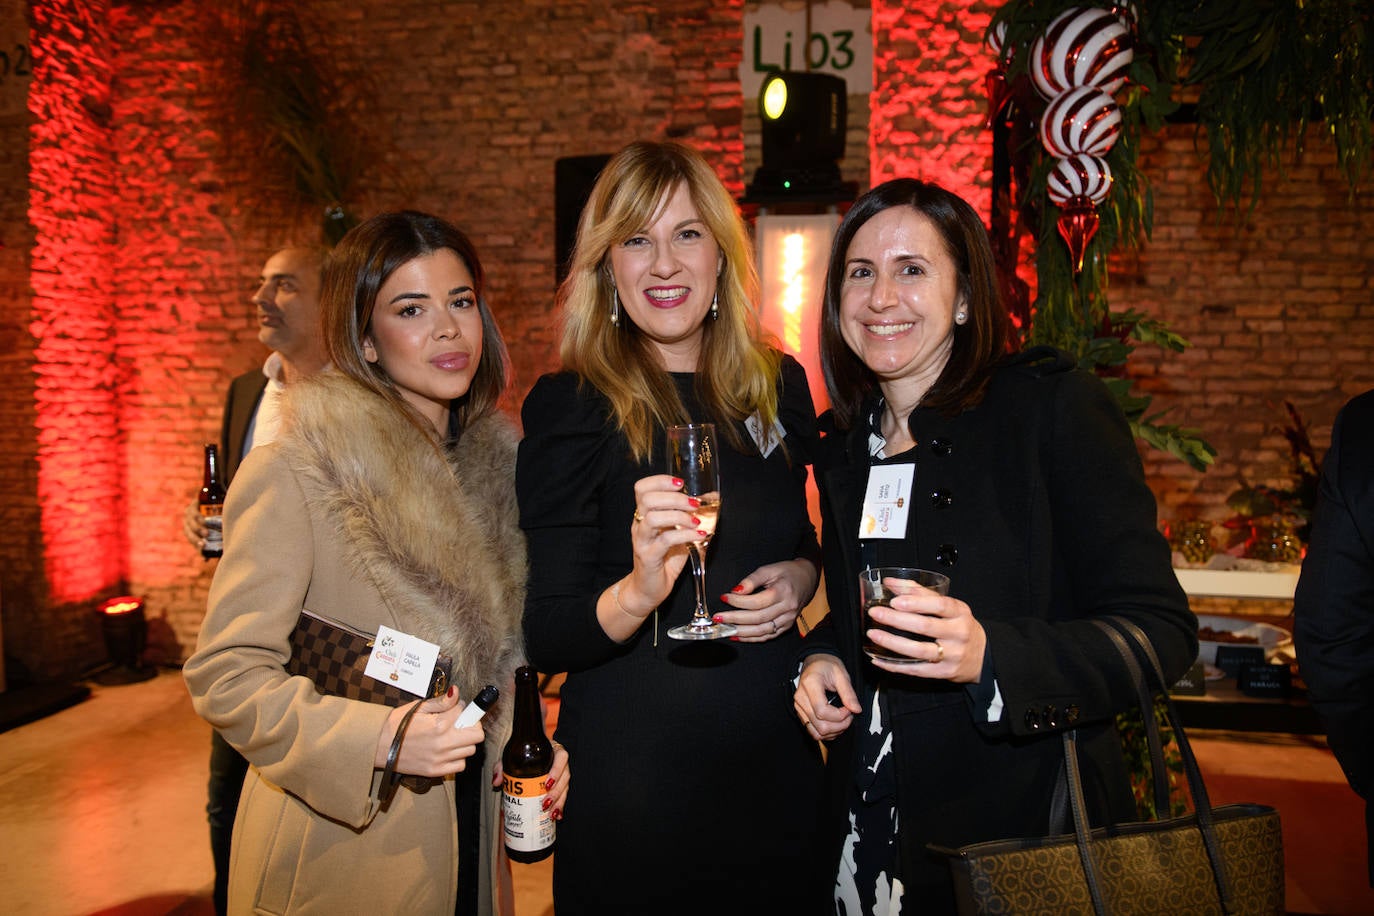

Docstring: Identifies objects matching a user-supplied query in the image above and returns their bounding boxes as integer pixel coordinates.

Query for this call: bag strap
[380,698,426,806]
[1062,729,1109,915]
[1094,617,1237,914]
[1048,620,1170,833]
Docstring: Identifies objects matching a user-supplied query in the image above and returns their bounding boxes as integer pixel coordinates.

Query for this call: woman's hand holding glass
[599,473,707,640]
[716,558,818,642]
[864,579,988,682]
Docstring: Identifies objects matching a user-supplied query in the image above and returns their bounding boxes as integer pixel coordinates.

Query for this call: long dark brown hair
[819,178,1012,429]
[321,210,510,437]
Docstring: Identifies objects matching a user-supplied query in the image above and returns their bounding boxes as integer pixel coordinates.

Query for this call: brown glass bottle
[199,444,225,559]
[502,666,555,863]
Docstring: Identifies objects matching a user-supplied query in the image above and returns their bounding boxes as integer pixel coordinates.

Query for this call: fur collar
[278,372,526,702]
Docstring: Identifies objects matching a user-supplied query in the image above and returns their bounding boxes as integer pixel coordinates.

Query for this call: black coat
[1294,388,1374,885]
[804,348,1197,909]
[220,368,268,485]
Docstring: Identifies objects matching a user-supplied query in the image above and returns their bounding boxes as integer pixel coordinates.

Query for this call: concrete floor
[1,669,1370,915]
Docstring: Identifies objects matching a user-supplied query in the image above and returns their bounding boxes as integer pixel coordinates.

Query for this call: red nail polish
[447,685,455,699]
[731,584,745,593]
[729,636,740,642]
[690,516,701,526]
[698,530,709,537]
[553,809,563,821]
[712,614,724,623]
[688,496,700,508]
[542,797,552,811]
[671,477,683,488]
[545,777,555,790]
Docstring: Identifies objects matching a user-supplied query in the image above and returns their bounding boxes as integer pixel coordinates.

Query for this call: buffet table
[1168,565,1321,734]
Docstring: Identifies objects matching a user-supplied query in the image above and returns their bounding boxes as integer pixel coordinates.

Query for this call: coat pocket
[245,778,310,915]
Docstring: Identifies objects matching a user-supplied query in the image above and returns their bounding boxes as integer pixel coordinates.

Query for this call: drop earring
[710,291,719,320]
[611,288,620,326]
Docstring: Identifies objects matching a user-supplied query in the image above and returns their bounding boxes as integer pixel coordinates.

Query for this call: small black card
[1215,644,1266,678]
[1171,660,1207,696]
[1237,663,1292,698]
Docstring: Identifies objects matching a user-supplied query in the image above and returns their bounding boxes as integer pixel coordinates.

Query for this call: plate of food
[1195,614,1292,666]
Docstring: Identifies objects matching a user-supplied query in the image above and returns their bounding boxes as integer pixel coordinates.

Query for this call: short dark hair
[819,178,1011,429]
[321,210,509,433]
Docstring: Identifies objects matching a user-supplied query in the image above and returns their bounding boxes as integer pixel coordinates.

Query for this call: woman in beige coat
[185,211,568,915]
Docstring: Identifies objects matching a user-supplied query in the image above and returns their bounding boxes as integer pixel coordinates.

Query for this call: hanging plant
[199,2,377,245]
[988,0,1372,472]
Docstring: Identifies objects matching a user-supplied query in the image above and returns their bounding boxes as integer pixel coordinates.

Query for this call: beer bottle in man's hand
[502,666,555,862]
[199,444,225,559]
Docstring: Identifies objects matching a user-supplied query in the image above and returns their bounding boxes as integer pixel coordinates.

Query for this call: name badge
[364,625,441,698]
[746,411,787,458]
[860,464,914,539]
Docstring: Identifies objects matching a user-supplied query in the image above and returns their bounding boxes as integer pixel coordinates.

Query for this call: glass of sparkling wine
[665,423,733,640]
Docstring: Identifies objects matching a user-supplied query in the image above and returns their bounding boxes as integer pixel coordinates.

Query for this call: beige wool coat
[185,373,526,916]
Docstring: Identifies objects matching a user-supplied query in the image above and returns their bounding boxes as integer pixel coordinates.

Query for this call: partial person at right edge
[1294,387,1374,886]
[793,178,1198,915]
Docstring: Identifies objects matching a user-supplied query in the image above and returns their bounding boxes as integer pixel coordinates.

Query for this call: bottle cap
[472,684,499,710]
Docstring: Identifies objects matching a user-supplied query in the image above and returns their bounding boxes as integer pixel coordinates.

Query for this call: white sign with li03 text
[741,1,873,98]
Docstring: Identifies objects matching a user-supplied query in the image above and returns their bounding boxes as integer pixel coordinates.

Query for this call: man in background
[1294,387,1374,887]
[182,245,328,914]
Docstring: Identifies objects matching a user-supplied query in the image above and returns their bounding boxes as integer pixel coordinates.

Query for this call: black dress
[517,356,829,915]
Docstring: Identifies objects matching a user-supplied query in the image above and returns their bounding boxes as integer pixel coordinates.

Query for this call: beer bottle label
[201,506,224,551]
[502,774,555,852]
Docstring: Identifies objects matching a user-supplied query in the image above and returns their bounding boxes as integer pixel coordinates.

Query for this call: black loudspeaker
[554,154,613,284]
[746,70,853,203]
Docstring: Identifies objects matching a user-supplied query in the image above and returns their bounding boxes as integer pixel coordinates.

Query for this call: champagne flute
[665,423,734,640]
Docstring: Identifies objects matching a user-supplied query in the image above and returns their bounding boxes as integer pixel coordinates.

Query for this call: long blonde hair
[559,140,780,462]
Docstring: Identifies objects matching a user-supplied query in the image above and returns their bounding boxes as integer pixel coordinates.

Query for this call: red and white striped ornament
[1030,7,1133,100]
[1039,86,1122,157]
[1047,154,1113,206]
[986,21,1009,64]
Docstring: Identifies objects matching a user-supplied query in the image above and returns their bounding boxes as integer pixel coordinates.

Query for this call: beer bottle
[502,666,555,863]
[199,444,226,559]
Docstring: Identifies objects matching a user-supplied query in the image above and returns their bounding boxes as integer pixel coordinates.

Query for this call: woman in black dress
[517,140,828,914]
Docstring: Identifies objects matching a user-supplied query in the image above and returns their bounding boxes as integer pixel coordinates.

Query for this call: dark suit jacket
[220,369,269,485]
[1294,388,1374,883]
[803,348,1197,906]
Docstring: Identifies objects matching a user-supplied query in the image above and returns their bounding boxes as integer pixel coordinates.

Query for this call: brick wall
[1123,129,1374,533]
[0,2,37,687]
[5,0,749,675]
[870,0,1000,217]
[4,1,1372,678]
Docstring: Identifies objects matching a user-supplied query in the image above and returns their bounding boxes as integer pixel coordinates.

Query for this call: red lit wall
[870,0,999,217]
[29,0,125,608]
[3,1,1372,680]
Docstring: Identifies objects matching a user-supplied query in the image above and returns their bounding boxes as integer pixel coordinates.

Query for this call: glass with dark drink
[859,566,950,663]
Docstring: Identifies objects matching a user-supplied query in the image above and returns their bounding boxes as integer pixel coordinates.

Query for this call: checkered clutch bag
[286,609,452,704]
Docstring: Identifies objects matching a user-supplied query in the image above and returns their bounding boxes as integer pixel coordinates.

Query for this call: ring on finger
[933,639,944,663]
[633,508,644,523]
[771,619,779,634]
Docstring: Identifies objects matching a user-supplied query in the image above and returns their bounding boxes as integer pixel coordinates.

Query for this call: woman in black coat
[793,178,1198,915]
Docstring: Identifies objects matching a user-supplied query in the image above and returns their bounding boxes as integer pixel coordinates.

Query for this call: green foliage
[1144,0,1373,206]
[1225,400,1322,538]
[989,0,1370,471]
[1117,700,1188,819]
